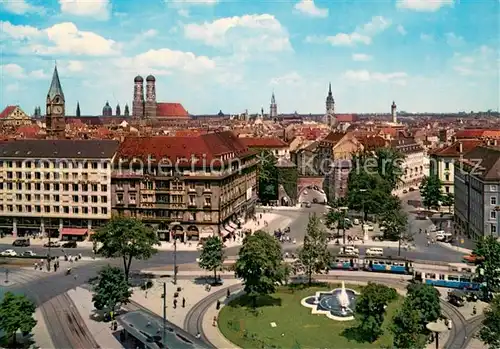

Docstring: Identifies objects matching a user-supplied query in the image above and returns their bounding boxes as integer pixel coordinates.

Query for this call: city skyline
[0,0,498,115]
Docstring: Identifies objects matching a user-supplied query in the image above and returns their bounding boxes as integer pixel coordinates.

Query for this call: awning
[60,228,88,236]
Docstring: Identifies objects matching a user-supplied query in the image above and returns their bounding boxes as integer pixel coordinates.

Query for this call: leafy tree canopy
[378,207,408,241]
[479,294,500,349]
[258,150,278,203]
[297,214,331,284]
[347,170,392,218]
[0,292,37,346]
[92,265,132,313]
[353,283,397,342]
[93,216,160,281]
[419,175,443,210]
[235,230,284,306]
[391,298,427,349]
[406,283,441,325]
[198,236,226,281]
[474,235,500,297]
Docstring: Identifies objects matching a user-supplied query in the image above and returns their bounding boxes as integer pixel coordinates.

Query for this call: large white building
[0,140,119,239]
[392,137,426,192]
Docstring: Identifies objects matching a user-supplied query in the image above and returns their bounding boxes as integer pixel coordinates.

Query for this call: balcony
[188,202,197,208]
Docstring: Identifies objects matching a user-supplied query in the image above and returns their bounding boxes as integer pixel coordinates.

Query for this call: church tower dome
[134,75,143,83]
[102,101,112,116]
[146,75,156,82]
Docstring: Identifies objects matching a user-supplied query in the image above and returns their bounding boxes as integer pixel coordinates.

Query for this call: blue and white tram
[331,254,360,270]
[364,256,413,274]
[414,270,482,290]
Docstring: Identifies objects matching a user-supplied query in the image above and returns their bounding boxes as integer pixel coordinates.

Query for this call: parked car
[1,249,17,256]
[62,241,77,248]
[343,246,359,256]
[353,218,360,225]
[43,241,61,248]
[22,250,36,257]
[365,248,384,256]
[462,253,484,264]
[12,238,30,247]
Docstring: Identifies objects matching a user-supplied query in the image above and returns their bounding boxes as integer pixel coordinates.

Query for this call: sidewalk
[437,242,472,254]
[32,308,55,349]
[130,278,241,328]
[66,287,123,349]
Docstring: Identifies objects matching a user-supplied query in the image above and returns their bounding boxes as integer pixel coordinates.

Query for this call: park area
[218,283,402,349]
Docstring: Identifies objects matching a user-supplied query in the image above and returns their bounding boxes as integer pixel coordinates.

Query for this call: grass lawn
[218,283,402,349]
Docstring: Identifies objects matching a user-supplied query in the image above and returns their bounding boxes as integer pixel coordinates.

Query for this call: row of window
[0,204,108,215]
[3,171,107,181]
[139,210,213,222]
[0,160,108,170]
[0,182,107,192]
[1,193,108,204]
[116,193,213,206]
[116,181,212,191]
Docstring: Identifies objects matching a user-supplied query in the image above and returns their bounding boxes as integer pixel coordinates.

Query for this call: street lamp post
[359,189,367,241]
[426,321,448,349]
[170,222,181,285]
[339,207,349,246]
[162,282,167,347]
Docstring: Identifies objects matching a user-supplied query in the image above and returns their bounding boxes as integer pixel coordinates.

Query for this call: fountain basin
[301,287,359,321]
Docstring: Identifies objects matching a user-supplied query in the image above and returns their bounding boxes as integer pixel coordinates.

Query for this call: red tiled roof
[115,131,253,167]
[15,125,40,137]
[454,129,487,139]
[239,137,288,148]
[336,114,357,123]
[156,103,189,118]
[432,140,483,157]
[323,132,346,144]
[0,106,16,119]
[358,136,387,149]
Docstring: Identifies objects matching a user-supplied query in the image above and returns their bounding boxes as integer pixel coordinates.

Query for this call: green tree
[198,236,225,282]
[0,292,37,347]
[258,150,278,204]
[93,216,160,281]
[92,266,132,315]
[419,175,443,211]
[406,283,441,325]
[378,207,408,242]
[297,214,331,285]
[391,298,427,349]
[474,235,500,299]
[479,294,500,349]
[374,147,405,191]
[324,208,342,237]
[441,193,454,213]
[347,170,392,220]
[353,283,397,342]
[235,230,284,307]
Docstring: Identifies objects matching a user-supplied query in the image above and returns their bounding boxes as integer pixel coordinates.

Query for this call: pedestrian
[212,316,217,326]
[447,320,452,330]
[216,300,221,310]
[173,299,177,309]
[196,332,201,339]
[182,297,186,308]
[227,288,231,298]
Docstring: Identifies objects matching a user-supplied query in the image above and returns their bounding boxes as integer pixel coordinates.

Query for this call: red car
[462,254,484,264]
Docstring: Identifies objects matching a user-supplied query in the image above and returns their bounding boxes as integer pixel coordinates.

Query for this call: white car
[1,249,17,257]
[343,246,359,255]
[363,224,374,231]
[366,248,384,256]
[23,250,36,257]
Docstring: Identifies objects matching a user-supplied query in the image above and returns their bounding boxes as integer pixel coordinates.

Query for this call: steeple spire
[76,101,81,117]
[48,65,64,101]
[328,82,332,96]
[271,91,275,104]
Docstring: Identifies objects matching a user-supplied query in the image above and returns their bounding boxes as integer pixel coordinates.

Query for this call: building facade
[0,140,119,238]
[0,106,33,126]
[454,146,500,240]
[391,137,426,192]
[111,131,258,242]
[430,140,483,195]
[45,66,66,138]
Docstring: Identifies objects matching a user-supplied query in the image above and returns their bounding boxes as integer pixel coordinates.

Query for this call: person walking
[182,297,186,308]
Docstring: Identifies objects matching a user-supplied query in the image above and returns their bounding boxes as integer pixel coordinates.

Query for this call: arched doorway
[172,225,184,242]
[187,226,200,242]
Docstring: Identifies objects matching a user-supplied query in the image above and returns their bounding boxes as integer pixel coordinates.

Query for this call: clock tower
[46,65,66,138]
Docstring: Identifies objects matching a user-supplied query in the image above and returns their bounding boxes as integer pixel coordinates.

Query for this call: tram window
[427,273,436,279]
[460,276,471,282]
[448,275,459,281]
[378,261,385,265]
[439,274,445,280]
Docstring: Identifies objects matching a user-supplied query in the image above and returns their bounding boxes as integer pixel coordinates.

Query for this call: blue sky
[0,0,498,115]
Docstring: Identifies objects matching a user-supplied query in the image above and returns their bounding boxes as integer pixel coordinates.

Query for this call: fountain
[301,282,360,321]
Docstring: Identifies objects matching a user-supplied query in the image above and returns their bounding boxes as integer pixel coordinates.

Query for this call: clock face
[53,106,63,114]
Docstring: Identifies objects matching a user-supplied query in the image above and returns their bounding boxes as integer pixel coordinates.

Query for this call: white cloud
[1,21,120,56]
[165,0,217,17]
[420,33,434,43]
[1,0,45,14]
[270,72,302,85]
[396,0,454,12]
[66,60,84,72]
[184,14,292,53]
[397,25,407,35]
[445,32,464,46]
[306,16,391,46]
[115,48,216,75]
[352,53,372,61]
[59,0,112,20]
[452,45,497,77]
[294,0,328,18]
[344,70,408,85]
[1,63,48,79]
